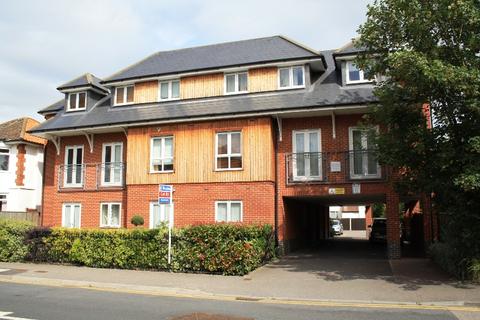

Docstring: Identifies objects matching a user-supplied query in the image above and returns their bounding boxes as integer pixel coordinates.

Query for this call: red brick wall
[126,182,275,228]
[15,144,26,186]
[42,132,127,227]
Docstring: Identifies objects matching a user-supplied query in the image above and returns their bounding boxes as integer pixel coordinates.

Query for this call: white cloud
[0,0,372,122]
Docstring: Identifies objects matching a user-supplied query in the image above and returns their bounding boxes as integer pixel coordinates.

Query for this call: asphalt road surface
[0,282,473,320]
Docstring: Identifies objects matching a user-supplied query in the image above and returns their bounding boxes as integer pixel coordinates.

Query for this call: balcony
[286,150,386,185]
[58,163,125,191]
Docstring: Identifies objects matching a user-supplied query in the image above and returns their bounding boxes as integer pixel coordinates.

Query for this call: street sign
[159,185,173,204]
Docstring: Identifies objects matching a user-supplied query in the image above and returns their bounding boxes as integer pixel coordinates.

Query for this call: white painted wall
[0,141,44,212]
[328,206,366,219]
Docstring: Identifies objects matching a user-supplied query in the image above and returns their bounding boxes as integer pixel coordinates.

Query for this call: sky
[0,0,373,123]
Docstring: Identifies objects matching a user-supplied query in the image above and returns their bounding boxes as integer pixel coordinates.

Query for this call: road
[0,282,474,320]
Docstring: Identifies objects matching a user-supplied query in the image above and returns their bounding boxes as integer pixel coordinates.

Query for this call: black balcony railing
[286,150,385,185]
[58,162,125,191]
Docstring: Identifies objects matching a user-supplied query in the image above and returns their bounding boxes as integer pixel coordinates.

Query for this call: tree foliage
[356,0,480,278]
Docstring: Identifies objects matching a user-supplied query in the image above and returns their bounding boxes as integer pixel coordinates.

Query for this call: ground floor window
[149,202,172,228]
[215,201,243,222]
[100,202,121,228]
[62,203,81,228]
[0,194,7,212]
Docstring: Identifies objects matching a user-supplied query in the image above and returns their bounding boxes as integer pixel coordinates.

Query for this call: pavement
[0,239,479,312]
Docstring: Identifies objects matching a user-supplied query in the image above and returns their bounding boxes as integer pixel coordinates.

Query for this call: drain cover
[170,313,253,320]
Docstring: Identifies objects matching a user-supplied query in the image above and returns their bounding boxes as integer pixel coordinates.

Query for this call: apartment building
[30,36,432,258]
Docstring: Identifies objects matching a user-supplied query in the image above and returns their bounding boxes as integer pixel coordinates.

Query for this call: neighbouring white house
[0,117,45,212]
[329,205,370,231]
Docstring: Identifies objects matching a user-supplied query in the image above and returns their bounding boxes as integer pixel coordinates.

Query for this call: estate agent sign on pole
[159,185,173,264]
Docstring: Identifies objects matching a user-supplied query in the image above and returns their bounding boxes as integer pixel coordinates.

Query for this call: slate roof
[57,73,108,92]
[104,36,321,83]
[30,50,376,134]
[0,117,46,145]
[38,99,64,114]
[333,37,367,56]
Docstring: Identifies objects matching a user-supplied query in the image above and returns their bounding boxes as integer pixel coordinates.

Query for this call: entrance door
[64,146,84,187]
[292,130,322,181]
[102,143,123,186]
[349,128,381,178]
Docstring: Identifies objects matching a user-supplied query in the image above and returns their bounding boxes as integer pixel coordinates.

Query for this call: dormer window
[67,92,87,111]
[225,72,248,94]
[115,85,134,105]
[346,61,370,84]
[279,66,304,89]
[160,80,180,100]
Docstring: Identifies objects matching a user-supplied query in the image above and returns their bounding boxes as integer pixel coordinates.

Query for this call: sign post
[159,185,173,264]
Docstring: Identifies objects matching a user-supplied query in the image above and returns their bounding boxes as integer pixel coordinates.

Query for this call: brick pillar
[365,205,373,228]
[421,194,436,246]
[15,144,26,186]
[386,192,401,259]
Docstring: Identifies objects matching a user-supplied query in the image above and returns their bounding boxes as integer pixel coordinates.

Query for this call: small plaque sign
[330,161,341,172]
[328,187,345,195]
[352,183,361,194]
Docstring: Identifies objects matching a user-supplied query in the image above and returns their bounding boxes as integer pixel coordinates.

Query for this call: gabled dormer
[333,39,374,87]
[57,73,109,112]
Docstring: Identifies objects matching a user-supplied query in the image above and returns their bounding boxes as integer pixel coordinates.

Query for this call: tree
[356,0,480,278]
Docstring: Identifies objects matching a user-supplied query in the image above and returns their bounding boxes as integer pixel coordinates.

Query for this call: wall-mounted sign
[159,184,173,204]
[330,161,341,172]
[352,183,361,194]
[328,187,345,195]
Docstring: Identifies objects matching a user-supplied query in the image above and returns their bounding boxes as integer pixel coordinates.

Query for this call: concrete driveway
[248,238,479,303]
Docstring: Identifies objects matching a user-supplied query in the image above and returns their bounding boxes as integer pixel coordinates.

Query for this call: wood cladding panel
[134,81,158,104]
[180,73,224,99]
[248,67,278,92]
[126,118,275,184]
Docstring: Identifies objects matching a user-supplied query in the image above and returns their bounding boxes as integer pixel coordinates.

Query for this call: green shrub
[11,223,274,275]
[0,219,35,262]
[429,242,480,281]
[130,215,144,227]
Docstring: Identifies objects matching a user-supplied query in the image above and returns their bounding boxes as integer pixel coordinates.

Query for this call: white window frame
[292,129,322,181]
[215,201,243,223]
[0,194,7,212]
[278,65,305,89]
[158,80,180,101]
[149,201,174,229]
[66,91,87,112]
[0,148,10,172]
[63,145,84,188]
[348,127,381,179]
[345,60,371,84]
[224,72,248,95]
[150,136,174,173]
[114,85,134,106]
[101,142,123,186]
[100,202,121,228]
[62,203,81,228]
[215,131,242,171]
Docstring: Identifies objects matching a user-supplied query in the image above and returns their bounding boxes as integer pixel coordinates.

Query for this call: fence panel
[0,211,40,225]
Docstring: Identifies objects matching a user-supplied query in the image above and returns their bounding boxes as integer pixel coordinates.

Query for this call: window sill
[150,170,174,174]
[277,85,305,91]
[345,80,373,85]
[65,109,86,113]
[113,102,135,107]
[224,91,249,95]
[214,168,243,172]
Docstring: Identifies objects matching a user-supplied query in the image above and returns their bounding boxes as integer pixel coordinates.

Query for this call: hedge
[0,220,274,276]
[429,242,480,281]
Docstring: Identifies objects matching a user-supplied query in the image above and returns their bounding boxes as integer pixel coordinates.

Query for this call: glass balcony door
[64,146,84,187]
[349,128,381,178]
[102,143,123,186]
[292,129,322,181]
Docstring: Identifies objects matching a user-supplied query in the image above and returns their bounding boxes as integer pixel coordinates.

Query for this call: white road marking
[0,311,37,320]
[0,269,10,273]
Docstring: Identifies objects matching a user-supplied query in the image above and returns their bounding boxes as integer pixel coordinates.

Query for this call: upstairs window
[279,66,304,89]
[225,72,248,94]
[0,148,9,171]
[346,61,371,84]
[67,92,87,111]
[151,136,174,172]
[115,85,134,105]
[215,131,242,170]
[160,80,180,100]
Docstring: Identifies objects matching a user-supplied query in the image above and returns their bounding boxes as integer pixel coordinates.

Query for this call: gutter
[28,103,371,136]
